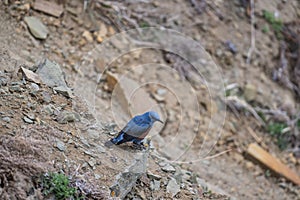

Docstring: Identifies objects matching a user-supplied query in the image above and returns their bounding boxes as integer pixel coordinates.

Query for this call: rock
[82,30,93,43]
[147,171,162,180]
[42,91,52,103]
[56,111,80,124]
[56,139,66,151]
[23,116,34,124]
[98,22,108,37]
[24,113,35,120]
[95,174,102,180]
[80,136,91,147]
[244,83,257,102]
[166,178,180,197]
[105,72,118,92]
[88,158,96,168]
[0,88,7,94]
[53,86,74,98]
[152,88,167,102]
[110,151,149,199]
[150,180,160,191]
[2,117,11,123]
[17,3,30,11]
[30,83,40,92]
[97,146,106,153]
[9,85,22,93]
[36,59,67,88]
[33,0,64,18]
[161,163,176,173]
[43,104,54,115]
[20,67,41,84]
[24,16,49,40]
[96,35,103,43]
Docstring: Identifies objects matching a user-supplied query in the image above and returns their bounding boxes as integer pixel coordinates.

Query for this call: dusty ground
[0,0,300,199]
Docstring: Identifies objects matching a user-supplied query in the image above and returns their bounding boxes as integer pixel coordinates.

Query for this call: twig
[225,96,266,126]
[246,0,257,64]
[203,149,232,160]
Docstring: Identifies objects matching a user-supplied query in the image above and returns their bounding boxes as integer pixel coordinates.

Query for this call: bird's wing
[122,115,151,138]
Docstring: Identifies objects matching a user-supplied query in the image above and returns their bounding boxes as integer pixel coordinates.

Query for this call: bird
[105,111,163,148]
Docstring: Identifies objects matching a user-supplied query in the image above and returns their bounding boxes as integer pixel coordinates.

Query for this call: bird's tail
[104,131,126,147]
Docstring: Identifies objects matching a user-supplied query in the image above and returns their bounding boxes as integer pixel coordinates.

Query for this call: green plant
[139,21,149,28]
[262,24,270,33]
[262,10,283,38]
[42,172,80,200]
[267,122,288,150]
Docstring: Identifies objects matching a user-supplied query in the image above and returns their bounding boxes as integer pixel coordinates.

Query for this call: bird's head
[148,111,163,123]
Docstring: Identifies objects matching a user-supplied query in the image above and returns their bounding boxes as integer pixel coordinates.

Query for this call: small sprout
[262,24,270,33]
[42,172,81,200]
[139,21,149,28]
[267,122,289,150]
[262,10,283,39]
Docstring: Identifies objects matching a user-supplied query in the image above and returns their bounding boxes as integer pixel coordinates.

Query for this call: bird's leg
[132,138,147,150]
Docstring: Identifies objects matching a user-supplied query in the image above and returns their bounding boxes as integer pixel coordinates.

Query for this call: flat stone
[97,146,106,153]
[9,85,22,93]
[56,111,80,124]
[150,180,160,191]
[42,91,52,103]
[2,116,11,123]
[33,0,64,17]
[53,86,74,98]
[166,178,180,197]
[147,171,162,180]
[56,139,66,151]
[30,83,40,92]
[88,158,96,168]
[110,150,149,199]
[43,104,54,115]
[23,116,34,124]
[24,16,49,39]
[161,164,176,173]
[36,59,67,88]
[20,67,41,84]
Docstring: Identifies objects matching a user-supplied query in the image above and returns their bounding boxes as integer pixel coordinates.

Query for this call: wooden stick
[247,143,300,185]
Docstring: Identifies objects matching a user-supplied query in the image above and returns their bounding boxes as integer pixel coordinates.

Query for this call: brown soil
[0,0,299,199]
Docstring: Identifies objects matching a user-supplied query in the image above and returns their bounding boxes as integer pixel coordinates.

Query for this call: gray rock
[24,16,49,39]
[87,129,100,139]
[42,91,52,103]
[9,85,22,93]
[88,158,96,168]
[147,171,162,180]
[2,116,11,123]
[80,136,91,147]
[150,180,160,191]
[97,146,106,153]
[56,139,66,151]
[43,104,54,115]
[36,59,67,88]
[0,88,7,94]
[95,174,102,180]
[166,178,180,197]
[161,163,176,173]
[53,86,74,98]
[56,111,80,124]
[25,113,35,120]
[30,83,40,92]
[23,116,34,124]
[110,150,149,199]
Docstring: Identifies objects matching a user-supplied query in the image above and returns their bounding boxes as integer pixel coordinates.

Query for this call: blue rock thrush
[105,111,163,148]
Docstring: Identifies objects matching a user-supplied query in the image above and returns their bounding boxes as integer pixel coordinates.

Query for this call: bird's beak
[158,119,163,123]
